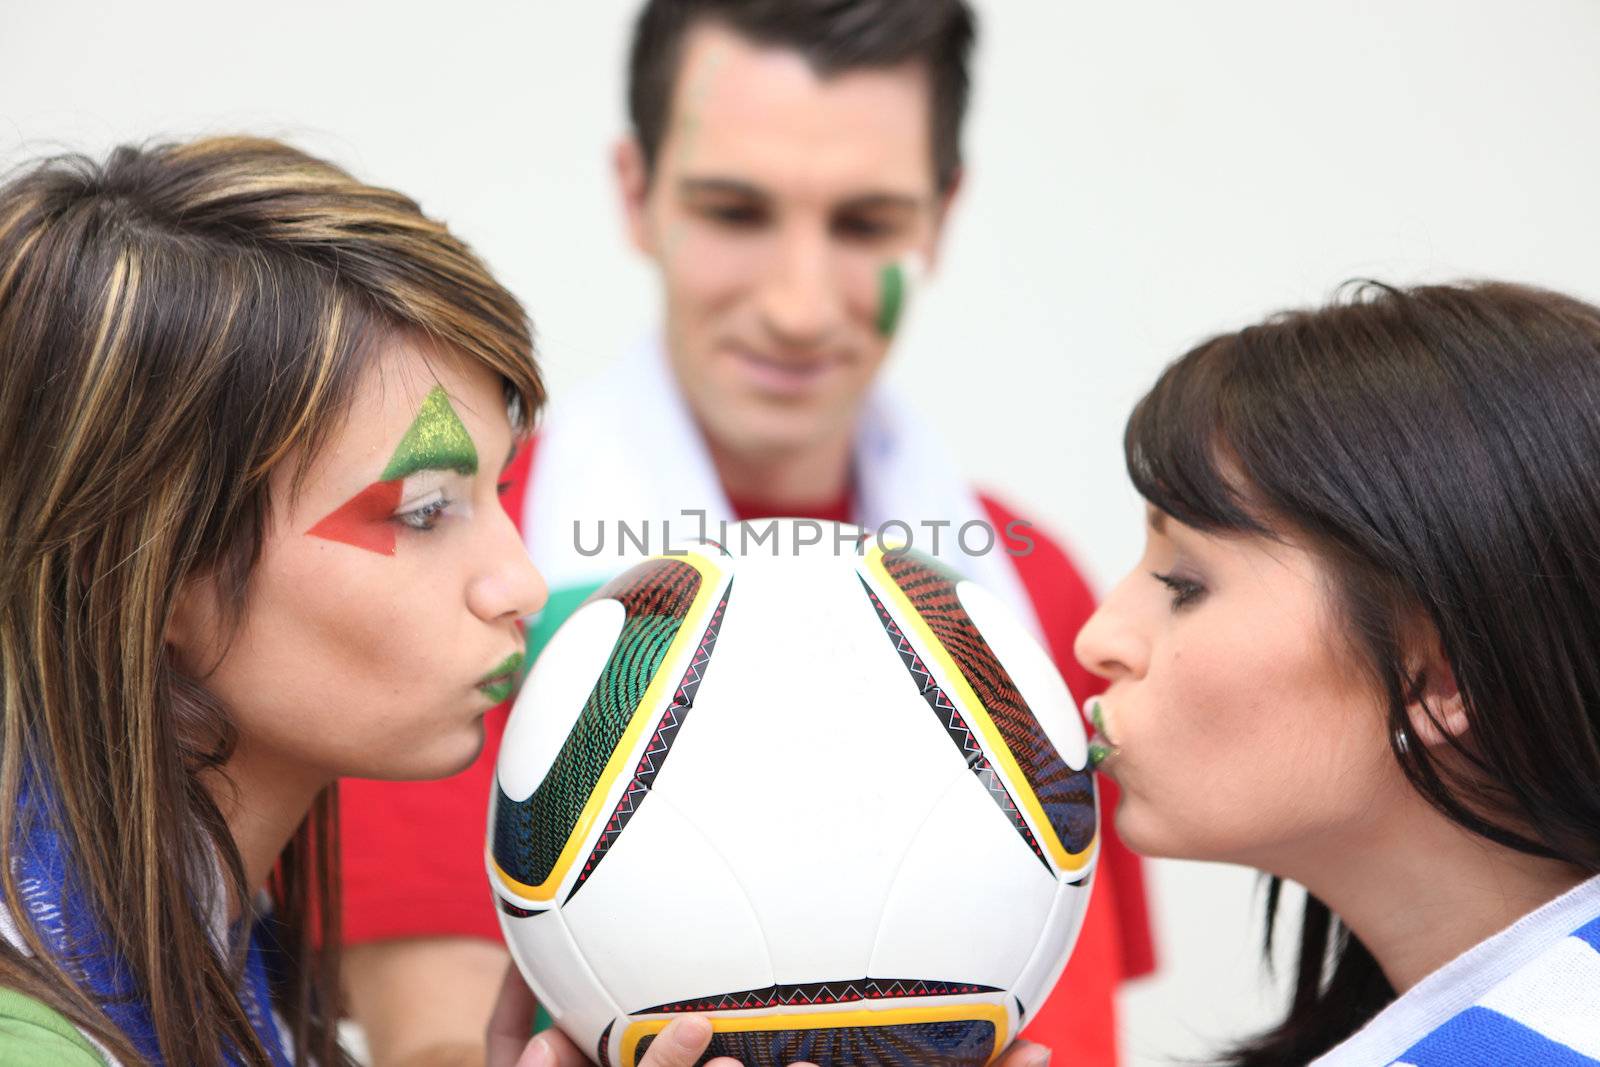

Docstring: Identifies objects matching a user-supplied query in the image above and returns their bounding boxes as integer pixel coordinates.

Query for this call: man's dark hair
[628,0,977,192]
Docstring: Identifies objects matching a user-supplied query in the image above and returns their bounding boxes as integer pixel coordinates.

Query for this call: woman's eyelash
[1150,570,1205,608]
[396,496,452,532]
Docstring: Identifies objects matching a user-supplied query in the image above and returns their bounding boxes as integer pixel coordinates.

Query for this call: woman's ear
[1404,644,1469,747]
[166,574,221,676]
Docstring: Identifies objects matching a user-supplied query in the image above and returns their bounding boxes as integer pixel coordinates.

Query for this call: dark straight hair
[626,0,977,192]
[1124,281,1600,1064]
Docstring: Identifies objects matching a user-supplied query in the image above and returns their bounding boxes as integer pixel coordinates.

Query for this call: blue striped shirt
[1315,876,1600,1066]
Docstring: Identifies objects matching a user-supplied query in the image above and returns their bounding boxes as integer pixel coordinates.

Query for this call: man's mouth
[729,346,836,395]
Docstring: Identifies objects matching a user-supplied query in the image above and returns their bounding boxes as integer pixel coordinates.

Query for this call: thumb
[639,1016,715,1067]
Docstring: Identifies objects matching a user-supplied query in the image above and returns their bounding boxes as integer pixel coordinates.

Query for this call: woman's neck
[205,741,327,922]
[1279,790,1587,994]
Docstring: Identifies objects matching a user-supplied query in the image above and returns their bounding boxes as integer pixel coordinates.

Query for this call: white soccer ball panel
[498,908,621,1059]
[498,597,627,802]
[1011,875,1095,1027]
[489,523,1103,1057]
[562,791,772,1013]
[649,548,971,985]
[867,768,1058,989]
[955,579,1088,772]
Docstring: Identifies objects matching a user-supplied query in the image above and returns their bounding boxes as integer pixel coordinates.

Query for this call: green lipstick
[1087,697,1118,769]
[477,650,525,703]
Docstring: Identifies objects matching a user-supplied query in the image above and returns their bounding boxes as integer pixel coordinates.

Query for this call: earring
[1393,727,1411,755]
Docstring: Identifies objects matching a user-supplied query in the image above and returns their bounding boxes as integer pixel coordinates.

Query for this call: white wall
[5,2,1598,1063]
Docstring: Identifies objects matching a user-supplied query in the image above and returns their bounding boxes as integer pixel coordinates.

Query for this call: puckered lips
[1086,696,1120,770]
[477,650,525,704]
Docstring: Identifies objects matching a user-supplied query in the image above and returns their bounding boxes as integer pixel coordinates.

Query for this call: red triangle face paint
[307,479,404,555]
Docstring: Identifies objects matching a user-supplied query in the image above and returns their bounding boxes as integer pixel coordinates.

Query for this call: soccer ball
[488,521,1098,1067]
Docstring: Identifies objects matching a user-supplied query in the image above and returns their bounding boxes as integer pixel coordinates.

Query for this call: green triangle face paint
[380,386,479,482]
[306,386,479,556]
[877,255,927,339]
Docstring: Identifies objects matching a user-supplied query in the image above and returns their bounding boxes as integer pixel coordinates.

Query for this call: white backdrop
[5,1,1599,1062]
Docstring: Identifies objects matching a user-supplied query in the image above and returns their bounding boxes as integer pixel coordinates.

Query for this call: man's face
[618,21,958,467]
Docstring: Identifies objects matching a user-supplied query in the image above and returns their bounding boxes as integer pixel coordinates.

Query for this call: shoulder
[0,987,107,1066]
[1322,884,1600,1066]
[1392,913,1600,1065]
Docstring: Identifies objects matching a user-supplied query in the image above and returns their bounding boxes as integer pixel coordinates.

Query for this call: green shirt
[0,986,106,1066]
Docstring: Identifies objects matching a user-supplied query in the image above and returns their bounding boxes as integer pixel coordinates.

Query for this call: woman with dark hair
[1076,281,1600,1065]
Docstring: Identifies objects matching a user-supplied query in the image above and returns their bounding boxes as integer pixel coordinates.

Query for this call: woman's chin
[1110,796,1191,862]
[366,721,488,782]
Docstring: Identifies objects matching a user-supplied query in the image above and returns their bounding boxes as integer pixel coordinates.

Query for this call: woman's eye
[1150,570,1205,609]
[396,496,452,532]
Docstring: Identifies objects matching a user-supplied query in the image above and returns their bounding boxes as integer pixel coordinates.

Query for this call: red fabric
[975,496,1157,1064]
[338,445,1156,1065]
[977,494,1158,985]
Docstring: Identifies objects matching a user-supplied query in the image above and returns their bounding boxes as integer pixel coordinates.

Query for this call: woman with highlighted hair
[0,140,597,1066]
[1076,282,1600,1065]
[0,136,550,1065]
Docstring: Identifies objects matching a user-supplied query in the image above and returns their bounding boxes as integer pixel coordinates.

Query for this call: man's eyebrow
[836,193,922,214]
[678,178,925,215]
[678,177,770,202]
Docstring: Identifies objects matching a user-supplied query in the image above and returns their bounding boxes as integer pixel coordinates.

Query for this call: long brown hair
[1125,281,1600,1063]
[0,137,543,1064]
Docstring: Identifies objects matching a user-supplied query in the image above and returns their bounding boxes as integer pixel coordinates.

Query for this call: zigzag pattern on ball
[566,583,733,904]
[496,898,545,919]
[640,976,1002,1014]
[492,559,704,890]
[878,551,1097,857]
[633,1018,997,1067]
[859,577,1053,875]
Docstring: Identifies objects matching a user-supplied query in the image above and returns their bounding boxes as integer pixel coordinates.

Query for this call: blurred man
[340,2,1153,1064]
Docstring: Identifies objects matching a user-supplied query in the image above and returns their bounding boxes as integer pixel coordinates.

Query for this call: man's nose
[757,227,844,347]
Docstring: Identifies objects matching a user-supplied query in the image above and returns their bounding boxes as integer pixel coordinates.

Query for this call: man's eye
[702,203,766,228]
[834,216,895,241]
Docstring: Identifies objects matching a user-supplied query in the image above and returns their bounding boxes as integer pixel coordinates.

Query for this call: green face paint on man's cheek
[877,256,926,339]
[380,385,479,481]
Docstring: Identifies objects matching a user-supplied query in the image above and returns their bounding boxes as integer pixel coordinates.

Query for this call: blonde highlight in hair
[0,137,542,1064]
